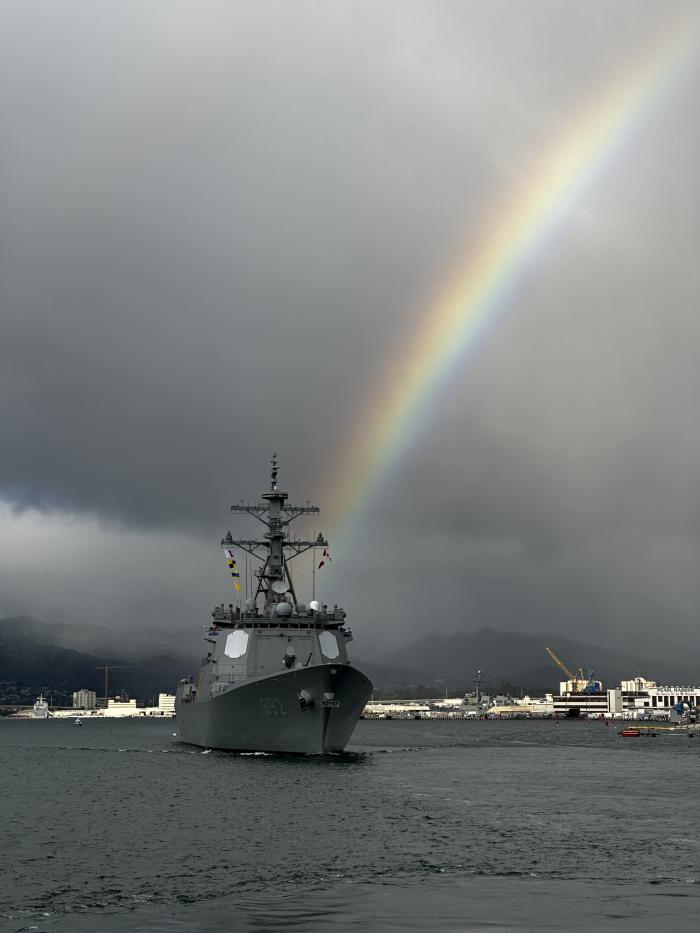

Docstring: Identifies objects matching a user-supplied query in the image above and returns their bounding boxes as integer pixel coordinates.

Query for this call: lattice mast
[222,454,327,607]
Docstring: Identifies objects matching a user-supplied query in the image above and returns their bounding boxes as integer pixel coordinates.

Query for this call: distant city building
[609,683,700,716]
[548,676,700,718]
[157,694,175,715]
[82,695,179,718]
[72,689,97,709]
[620,677,657,693]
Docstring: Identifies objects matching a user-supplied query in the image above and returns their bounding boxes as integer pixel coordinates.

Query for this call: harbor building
[72,689,97,709]
[551,692,608,717]
[103,698,139,717]
[363,700,431,718]
[609,680,700,717]
[361,677,700,720]
[155,693,175,715]
[17,692,176,719]
[100,696,175,717]
[549,676,700,719]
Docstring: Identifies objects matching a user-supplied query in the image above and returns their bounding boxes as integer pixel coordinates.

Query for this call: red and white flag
[318,547,332,569]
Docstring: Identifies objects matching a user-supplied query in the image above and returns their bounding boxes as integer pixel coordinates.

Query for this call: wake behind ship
[175,456,373,753]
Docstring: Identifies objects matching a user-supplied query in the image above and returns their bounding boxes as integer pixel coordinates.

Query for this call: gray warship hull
[176,662,372,754]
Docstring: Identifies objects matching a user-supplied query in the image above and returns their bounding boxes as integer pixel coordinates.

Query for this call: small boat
[74,717,83,727]
[619,728,641,737]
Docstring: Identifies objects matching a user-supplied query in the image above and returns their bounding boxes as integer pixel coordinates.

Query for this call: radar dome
[275,602,292,617]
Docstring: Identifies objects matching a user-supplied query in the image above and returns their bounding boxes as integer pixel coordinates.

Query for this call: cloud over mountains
[1,1,698,656]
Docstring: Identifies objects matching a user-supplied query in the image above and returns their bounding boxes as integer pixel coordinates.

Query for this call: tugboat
[175,456,373,753]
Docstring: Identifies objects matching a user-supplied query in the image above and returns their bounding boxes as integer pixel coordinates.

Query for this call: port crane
[544,646,600,694]
[95,664,135,703]
[545,645,576,680]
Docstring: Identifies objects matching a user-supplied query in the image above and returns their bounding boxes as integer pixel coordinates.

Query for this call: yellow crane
[544,646,592,692]
[544,645,575,681]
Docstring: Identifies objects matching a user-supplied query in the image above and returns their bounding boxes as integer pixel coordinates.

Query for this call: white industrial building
[91,694,177,717]
[550,676,700,719]
[102,698,139,717]
[609,679,700,717]
[16,693,177,719]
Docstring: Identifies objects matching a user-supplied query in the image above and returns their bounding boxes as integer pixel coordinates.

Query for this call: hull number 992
[259,696,287,717]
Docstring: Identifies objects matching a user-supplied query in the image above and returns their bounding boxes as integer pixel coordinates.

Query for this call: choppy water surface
[1,718,699,932]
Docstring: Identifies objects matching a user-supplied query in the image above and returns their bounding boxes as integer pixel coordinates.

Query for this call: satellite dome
[309,600,320,612]
[245,597,256,612]
[275,602,292,617]
[295,602,307,614]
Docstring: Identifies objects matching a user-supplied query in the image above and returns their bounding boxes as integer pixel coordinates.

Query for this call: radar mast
[222,454,327,607]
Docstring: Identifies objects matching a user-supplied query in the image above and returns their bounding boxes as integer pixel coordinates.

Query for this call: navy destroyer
[175,456,373,753]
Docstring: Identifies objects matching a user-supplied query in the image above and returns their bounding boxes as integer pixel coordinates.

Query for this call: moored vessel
[32,695,50,719]
[175,456,373,753]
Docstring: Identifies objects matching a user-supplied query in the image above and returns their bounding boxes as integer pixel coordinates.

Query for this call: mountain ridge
[371,626,698,691]
[0,615,195,701]
[1,615,696,700]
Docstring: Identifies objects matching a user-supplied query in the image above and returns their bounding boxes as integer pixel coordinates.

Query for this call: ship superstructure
[32,695,50,719]
[175,456,372,753]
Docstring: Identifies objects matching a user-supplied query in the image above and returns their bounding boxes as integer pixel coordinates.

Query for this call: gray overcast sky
[1,0,698,658]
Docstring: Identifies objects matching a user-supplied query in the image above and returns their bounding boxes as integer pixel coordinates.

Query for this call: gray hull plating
[176,663,372,754]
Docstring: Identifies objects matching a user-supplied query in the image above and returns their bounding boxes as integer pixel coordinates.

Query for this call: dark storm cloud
[1,1,698,656]
[0,0,505,528]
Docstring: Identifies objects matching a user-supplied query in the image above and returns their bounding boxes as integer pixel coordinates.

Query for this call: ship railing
[212,610,345,624]
[212,618,346,631]
[210,674,239,696]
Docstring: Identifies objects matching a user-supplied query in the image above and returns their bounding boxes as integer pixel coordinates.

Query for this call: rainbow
[323,15,699,543]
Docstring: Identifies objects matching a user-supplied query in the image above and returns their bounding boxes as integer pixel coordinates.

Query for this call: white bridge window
[225,631,249,659]
[319,631,340,659]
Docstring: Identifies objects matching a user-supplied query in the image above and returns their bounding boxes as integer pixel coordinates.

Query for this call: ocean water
[1,718,699,932]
